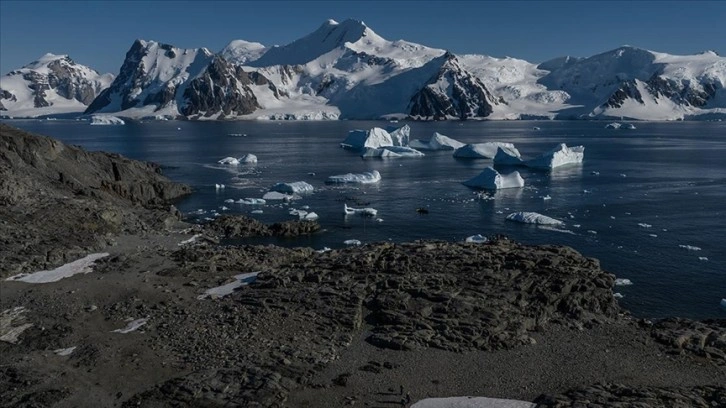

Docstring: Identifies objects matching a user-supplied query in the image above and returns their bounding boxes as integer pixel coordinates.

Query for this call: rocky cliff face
[409,53,502,120]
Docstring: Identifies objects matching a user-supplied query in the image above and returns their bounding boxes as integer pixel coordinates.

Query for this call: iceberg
[217,154,257,165]
[236,198,266,205]
[462,167,524,190]
[624,123,637,129]
[525,143,584,169]
[615,278,633,286]
[387,124,411,147]
[605,122,622,129]
[262,191,300,201]
[721,298,726,309]
[341,127,393,149]
[289,209,319,221]
[344,239,362,246]
[505,212,563,225]
[493,147,525,165]
[465,234,488,243]
[344,204,378,217]
[409,132,465,151]
[361,146,424,158]
[453,142,520,159]
[89,115,125,125]
[218,157,240,165]
[270,181,314,194]
[326,170,381,184]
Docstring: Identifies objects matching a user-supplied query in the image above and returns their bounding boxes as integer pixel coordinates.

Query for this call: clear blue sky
[1,0,724,75]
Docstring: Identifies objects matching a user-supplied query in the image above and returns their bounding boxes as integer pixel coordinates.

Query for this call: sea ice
[89,115,125,125]
[262,191,300,201]
[344,204,377,217]
[112,318,148,334]
[251,210,263,214]
[411,396,535,408]
[236,198,266,205]
[198,272,260,300]
[239,154,258,164]
[454,143,520,159]
[638,223,652,228]
[615,278,633,286]
[270,181,314,194]
[289,209,319,221]
[326,170,381,184]
[218,157,240,165]
[699,257,708,261]
[525,143,584,169]
[605,122,622,129]
[344,239,362,246]
[465,234,488,243]
[409,132,465,151]
[679,244,702,251]
[6,253,109,283]
[462,167,524,190]
[505,212,563,225]
[361,146,424,158]
[613,293,624,299]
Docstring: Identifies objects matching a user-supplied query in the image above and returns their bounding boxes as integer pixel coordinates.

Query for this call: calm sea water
[5,119,726,320]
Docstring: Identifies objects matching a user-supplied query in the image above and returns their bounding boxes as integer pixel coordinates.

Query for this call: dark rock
[535,383,726,407]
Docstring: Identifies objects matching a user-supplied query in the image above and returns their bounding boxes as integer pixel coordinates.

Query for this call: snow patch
[112,318,148,334]
[6,253,109,283]
[0,307,34,344]
[411,396,535,408]
[198,272,260,299]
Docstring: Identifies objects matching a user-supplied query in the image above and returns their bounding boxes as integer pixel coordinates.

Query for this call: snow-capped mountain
[4,20,724,120]
[0,54,113,117]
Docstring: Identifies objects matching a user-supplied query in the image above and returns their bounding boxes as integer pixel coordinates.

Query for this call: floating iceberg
[270,181,314,194]
[217,154,257,165]
[624,123,637,130]
[6,253,109,283]
[525,143,584,169]
[344,239,362,246]
[290,208,319,221]
[326,170,381,184]
[215,184,225,190]
[239,154,257,164]
[505,212,563,225]
[409,132,465,151]
[236,198,266,205]
[387,124,411,147]
[615,278,633,286]
[454,143,520,159]
[341,127,393,149]
[493,147,525,165]
[89,115,125,125]
[462,167,524,190]
[218,157,240,165]
[678,244,701,251]
[605,122,622,129]
[361,146,424,158]
[344,204,377,217]
[465,234,488,243]
[262,191,300,201]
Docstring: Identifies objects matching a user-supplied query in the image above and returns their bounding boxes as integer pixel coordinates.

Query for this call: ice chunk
[409,132,465,151]
[344,239,362,246]
[239,154,257,164]
[699,257,708,261]
[289,209,319,221]
[270,181,314,194]
[387,124,411,147]
[679,244,702,251]
[462,167,524,190]
[251,210,263,214]
[615,278,633,286]
[624,123,637,130]
[638,223,652,228]
[344,204,377,217]
[224,199,235,203]
[361,146,424,158]
[341,127,394,149]
[613,292,624,299]
[112,318,148,334]
[505,212,563,225]
[89,115,125,125]
[198,272,259,300]
[6,253,109,283]
[326,170,381,184]
[411,396,535,408]
[605,122,622,129]
[454,143,520,159]
[215,184,225,189]
[465,234,488,243]
[236,198,266,205]
[493,147,525,165]
[262,191,300,201]
[525,143,584,169]
[218,157,240,165]
[721,298,726,308]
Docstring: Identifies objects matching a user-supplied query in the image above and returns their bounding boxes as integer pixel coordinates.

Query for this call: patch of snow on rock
[112,318,148,334]
[198,272,260,300]
[411,396,535,408]
[6,253,109,283]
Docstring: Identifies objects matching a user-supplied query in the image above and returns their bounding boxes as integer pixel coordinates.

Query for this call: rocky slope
[0,123,190,277]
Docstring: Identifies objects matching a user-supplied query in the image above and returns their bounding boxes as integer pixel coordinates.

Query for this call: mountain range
[2,19,724,121]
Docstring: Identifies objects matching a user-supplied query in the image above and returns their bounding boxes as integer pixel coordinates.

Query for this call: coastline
[1,124,724,407]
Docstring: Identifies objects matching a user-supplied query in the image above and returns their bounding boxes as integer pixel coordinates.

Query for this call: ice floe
[454,142,520,159]
[344,239,362,246]
[505,212,563,225]
[218,157,240,165]
[89,115,125,125]
[198,272,260,300]
[361,146,424,158]
[326,170,381,184]
[0,307,33,344]
[679,244,702,251]
[236,198,266,205]
[262,191,300,201]
[462,167,524,190]
[409,132,465,151]
[638,223,652,228]
[524,143,584,169]
[6,253,109,283]
[721,298,726,308]
[615,278,633,286]
[112,318,148,334]
[613,293,624,299]
[465,234,488,243]
[215,183,225,190]
[239,154,257,164]
[411,396,535,408]
[493,147,525,165]
[289,209,319,221]
[270,181,314,194]
[699,257,708,261]
[605,122,622,129]
[344,204,377,217]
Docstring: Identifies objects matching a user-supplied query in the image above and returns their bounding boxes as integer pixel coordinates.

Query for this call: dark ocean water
[5,118,726,320]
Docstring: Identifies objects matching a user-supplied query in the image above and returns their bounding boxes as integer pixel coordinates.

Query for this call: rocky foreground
[1,125,724,407]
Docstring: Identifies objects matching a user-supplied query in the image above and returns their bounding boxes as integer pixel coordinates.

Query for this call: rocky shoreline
[1,124,724,407]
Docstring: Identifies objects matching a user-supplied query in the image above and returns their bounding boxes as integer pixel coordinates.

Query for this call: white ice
[218,157,240,165]
[215,184,225,190]
[524,143,584,169]
[493,147,525,165]
[341,127,395,149]
[270,181,314,194]
[505,212,563,225]
[326,170,381,184]
[289,209,319,221]
[614,293,624,299]
[615,278,633,286]
[462,167,524,190]
[239,154,258,164]
[454,143,520,159]
[344,204,378,217]
[411,396,535,408]
[638,223,652,228]
[54,346,77,356]
[409,132,465,151]
[112,318,148,334]
[89,115,125,125]
[236,198,266,205]
[679,244,702,251]
[344,239,362,246]
[465,234,488,243]
[605,122,622,129]
[198,272,260,300]
[6,253,109,284]
[361,146,425,158]
[262,191,301,201]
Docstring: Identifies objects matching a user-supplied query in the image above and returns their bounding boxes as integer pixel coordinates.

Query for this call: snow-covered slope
[220,40,267,65]
[0,54,113,117]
